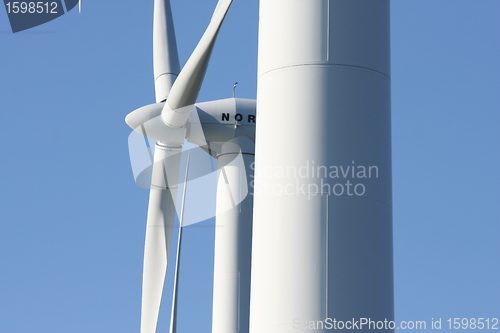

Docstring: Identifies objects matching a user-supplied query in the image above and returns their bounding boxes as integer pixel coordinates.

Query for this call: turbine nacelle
[125,97,256,149]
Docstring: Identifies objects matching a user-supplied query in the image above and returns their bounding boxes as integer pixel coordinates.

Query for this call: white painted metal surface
[250,1,393,332]
[127,2,255,332]
[153,0,180,103]
[212,136,255,333]
[141,1,182,331]
[161,0,234,128]
[141,142,181,333]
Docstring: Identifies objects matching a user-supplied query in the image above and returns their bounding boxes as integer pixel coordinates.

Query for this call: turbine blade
[162,0,233,128]
[154,0,180,103]
[141,142,182,333]
[169,150,191,333]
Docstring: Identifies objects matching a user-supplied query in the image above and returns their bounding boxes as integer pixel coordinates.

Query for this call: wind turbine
[250,1,394,332]
[125,0,255,332]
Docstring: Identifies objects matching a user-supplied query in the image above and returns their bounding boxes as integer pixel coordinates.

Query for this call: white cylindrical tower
[250,1,393,332]
[212,136,255,333]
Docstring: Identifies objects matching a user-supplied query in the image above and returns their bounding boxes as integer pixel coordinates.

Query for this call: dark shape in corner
[64,0,79,12]
[4,0,66,33]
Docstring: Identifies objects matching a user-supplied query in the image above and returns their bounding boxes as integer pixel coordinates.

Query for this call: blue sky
[0,1,498,332]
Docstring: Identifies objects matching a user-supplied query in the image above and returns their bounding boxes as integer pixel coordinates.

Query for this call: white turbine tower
[125,1,255,332]
[250,1,393,332]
